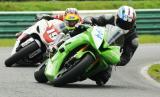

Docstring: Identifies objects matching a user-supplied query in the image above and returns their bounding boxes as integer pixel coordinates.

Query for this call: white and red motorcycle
[5,19,66,67]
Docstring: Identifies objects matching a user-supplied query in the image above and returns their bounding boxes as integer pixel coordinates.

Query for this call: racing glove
[35,14,54,21]
[83,16,95,26]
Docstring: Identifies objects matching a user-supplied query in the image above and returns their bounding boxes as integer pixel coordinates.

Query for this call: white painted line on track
[141,62,160,88]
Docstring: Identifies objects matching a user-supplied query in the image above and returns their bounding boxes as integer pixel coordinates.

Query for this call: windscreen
[105,24,124,45]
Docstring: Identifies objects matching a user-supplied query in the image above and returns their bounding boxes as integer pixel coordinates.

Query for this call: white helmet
[64,8,79,16]
[116,6,136,30]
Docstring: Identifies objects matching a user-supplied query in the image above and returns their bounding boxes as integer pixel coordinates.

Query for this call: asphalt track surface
[0,44,160,97]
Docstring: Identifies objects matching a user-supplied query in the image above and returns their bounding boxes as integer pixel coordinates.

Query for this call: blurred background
[0,0,160,45]
[0,0,159,88]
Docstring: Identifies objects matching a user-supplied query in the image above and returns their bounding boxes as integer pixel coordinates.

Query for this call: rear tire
[53,53,95,87]
[5,41,39,67]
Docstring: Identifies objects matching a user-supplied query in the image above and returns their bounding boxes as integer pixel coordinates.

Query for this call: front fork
[11,39,20,55]
[74,45,104,79]
[11,33,30,55]
[79,46,121,78]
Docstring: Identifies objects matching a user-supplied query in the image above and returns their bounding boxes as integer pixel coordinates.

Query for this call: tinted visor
[65,20,78,27]
[116,17,134,30]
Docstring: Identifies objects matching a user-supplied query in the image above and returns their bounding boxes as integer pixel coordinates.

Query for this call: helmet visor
[65,20,78,27]
[116,17,134,30]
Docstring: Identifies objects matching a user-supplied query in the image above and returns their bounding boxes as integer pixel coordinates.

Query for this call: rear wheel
[5,41,39,67]
[53,53,95,87]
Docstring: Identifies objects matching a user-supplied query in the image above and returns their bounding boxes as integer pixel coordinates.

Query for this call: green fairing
[45,29,91,81]
[45,26,121,81]
[100,46,120,65]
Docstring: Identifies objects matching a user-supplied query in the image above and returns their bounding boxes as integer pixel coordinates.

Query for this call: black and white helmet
[116,6,136,30]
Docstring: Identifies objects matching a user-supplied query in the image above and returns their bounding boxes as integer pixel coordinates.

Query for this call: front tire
[53,53,95,87]
[5,41,39,67]
[34,64,48,83]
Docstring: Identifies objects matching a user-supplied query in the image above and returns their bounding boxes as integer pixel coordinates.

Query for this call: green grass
[148,64,160,82]
[0,1,160,11]
[0,38,16,47]
[139,35,160,44]
[0,35,160,47]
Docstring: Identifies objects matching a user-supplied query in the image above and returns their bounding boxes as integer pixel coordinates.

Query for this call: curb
[140,63,160,88]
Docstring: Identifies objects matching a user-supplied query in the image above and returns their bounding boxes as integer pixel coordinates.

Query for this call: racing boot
[90,65,112,86]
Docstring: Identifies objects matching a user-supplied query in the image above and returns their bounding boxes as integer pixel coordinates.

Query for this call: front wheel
[53,53,95,87]
[5,41,40,67]
[34,64,48,83]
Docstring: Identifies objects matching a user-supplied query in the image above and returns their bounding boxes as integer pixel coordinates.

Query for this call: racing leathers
[82,14,139,85]
[83,14,139,66]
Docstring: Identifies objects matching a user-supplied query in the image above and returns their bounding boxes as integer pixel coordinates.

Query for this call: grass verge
[0,1,160,11]
[0,38,16,47]
[139,35,160,44]
[148,64,160,82]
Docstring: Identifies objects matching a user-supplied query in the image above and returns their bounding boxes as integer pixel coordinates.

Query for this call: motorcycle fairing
[45,33,89,81]
[91,26,105,49]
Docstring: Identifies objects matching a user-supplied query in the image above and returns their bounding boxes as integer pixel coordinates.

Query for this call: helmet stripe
[128,7,130,16]
[122,6,125,20]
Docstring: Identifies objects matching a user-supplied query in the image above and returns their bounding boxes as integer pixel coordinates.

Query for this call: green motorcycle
[34,24,124,87]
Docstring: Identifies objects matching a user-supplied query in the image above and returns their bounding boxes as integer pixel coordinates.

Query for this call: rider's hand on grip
[35,14,53,21]
[83,16,94,26]
[48,45,57,53]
